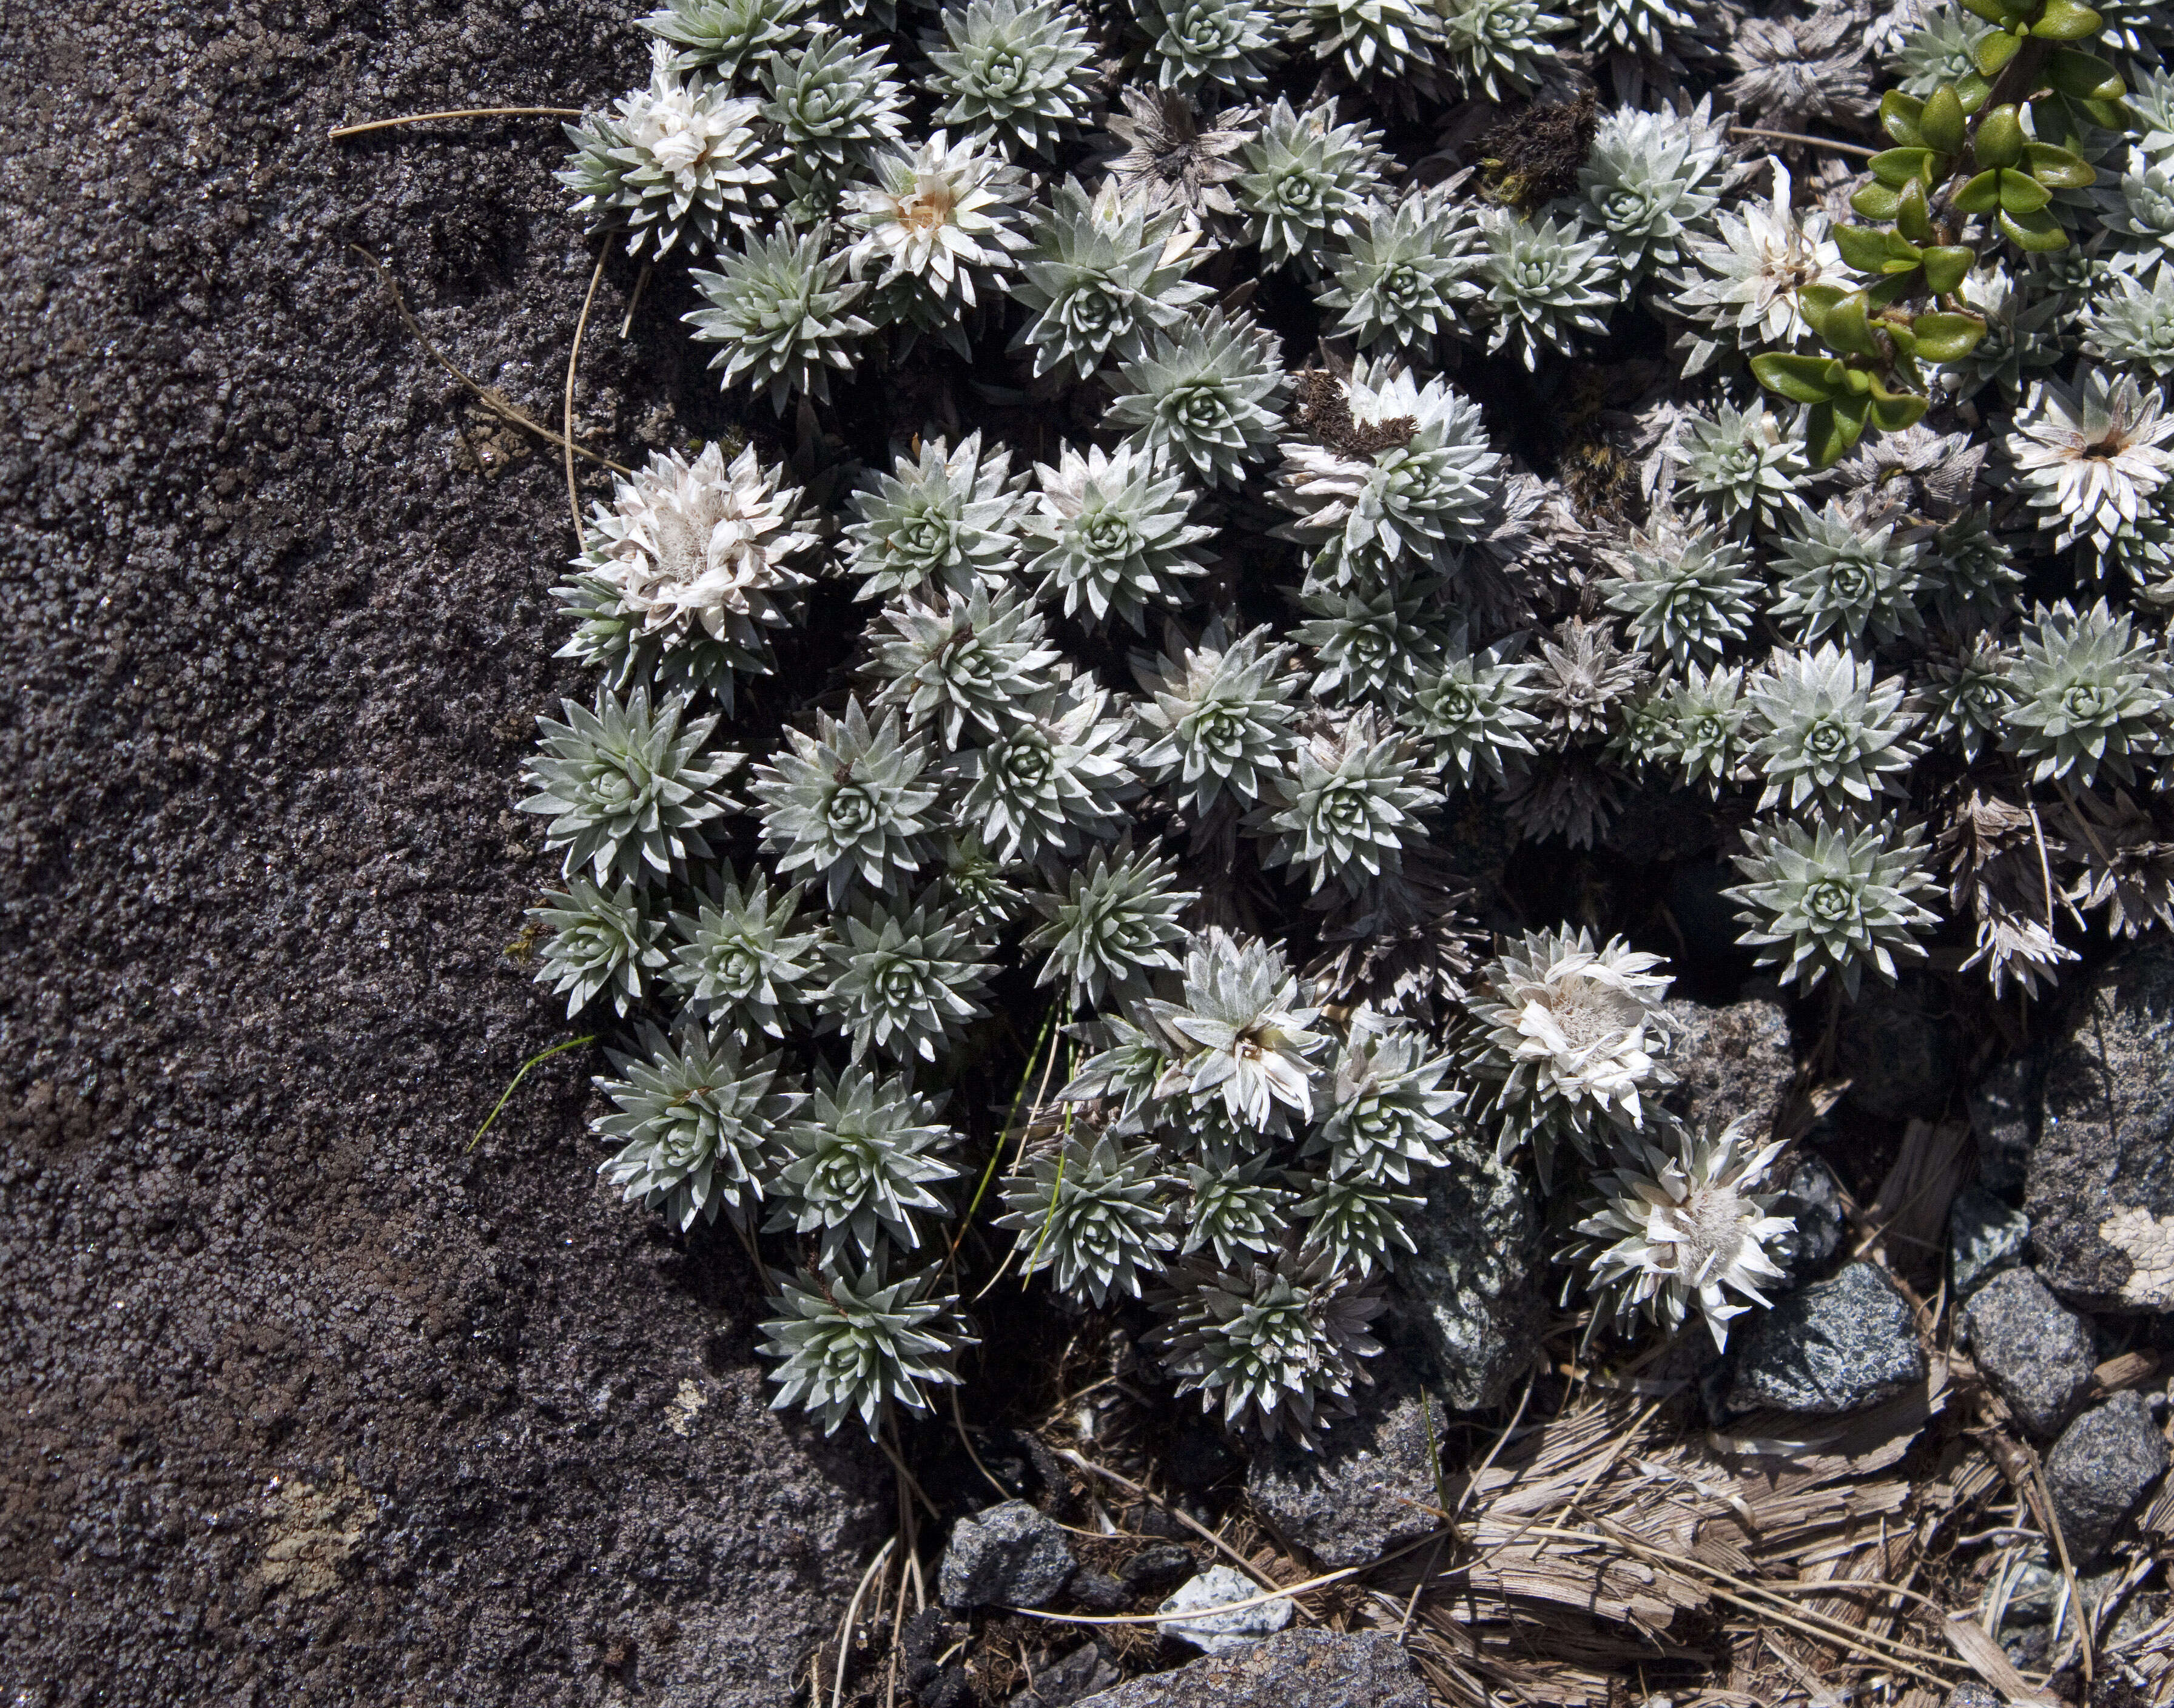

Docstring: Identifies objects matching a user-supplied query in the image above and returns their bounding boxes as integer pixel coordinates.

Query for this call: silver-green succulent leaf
[596,1024,807,1232]
[769,1065,963,1262]
[1180,1150,1296,1266]
[640,0,813,76]
[1105,310,1289,490]
[1599,522,1761,669]
[952,682,1137,868]
[1672,400,1809,533]
[1023,442,1215,631]
[1012,178,1214,383]
[1134,0,1284,95]
[923,0,1102,160]
[752,698,941,907]
[1477,208,1617,371]
[1409,631,1541,787]
[1149,1247,1385,1447]
[870,583,1066,750]
[1578,99,1732,284]
[1311,1022,1461,1184]
[816,899,997,1062]
[667,864,826,1037]
[845,430,1026,603]
[531,876,672,1018]
[1725,815,1942,998]
[759,1256,974,1437]
[1292,1171,1422,1276]
[1025,839,1198,1011]
[1236,98,1394,275]
[1745,645,1919,816]
[1293,578,1452,707]
[1252,710,1445,895]
[1999,599,2172,789]
[997,1132,1179,1305]
[520,685,742,887]
[1767,501,1928,650]
[1131,619,1302,816]
[685,223,874,411]
[1318,189,1483,360]
[1436,0,1571,99]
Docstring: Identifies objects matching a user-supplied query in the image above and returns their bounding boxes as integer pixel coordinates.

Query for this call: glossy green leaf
[1870,146,1938,186]
[1957,0,2008,21]
[1896,180,1934,244]
[1850,181,1905,221]
[1867,381,1930,432]
[1806,398,1869,468]
[1819,290,1883,358]
[1842,364,1874,394]
[1974,27,2023,73]
[1956,72,1992,113]
[1910,311,1989,360]
[2076,95,2130,130]
[2044,48,2122,99]
[1834,223,1910,272]
[1751,352,1848,404]
[2023,140,2096,187]
[1953,168,2003,213]
[1974,104,2025,169]
[1880,90,1927,146]
[1999,169,2052,214]
[1997,204,2069,251]
[1922,244,1976,295]
[1921,84,1970,155]
[2030,0,2103,41]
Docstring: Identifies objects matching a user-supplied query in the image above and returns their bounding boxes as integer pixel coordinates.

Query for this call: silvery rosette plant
[503,0,2174,1458]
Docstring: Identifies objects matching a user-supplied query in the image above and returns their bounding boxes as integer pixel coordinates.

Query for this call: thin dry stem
[330,105,587,140]
[565,247,610,539]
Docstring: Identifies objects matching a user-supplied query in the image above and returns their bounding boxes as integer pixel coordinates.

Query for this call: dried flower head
[1570,1116,1794,1350]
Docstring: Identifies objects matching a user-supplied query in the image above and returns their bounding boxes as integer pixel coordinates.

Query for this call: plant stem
[329,106,586,140]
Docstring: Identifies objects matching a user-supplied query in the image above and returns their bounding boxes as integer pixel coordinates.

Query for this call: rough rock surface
[2012,947,2174,1311]
[0,4,886,1703]
[1833,974,1959,1121]
[1769,1154,1846,1288]
[1725,1262,1927,1416]
[1959,1269,2096,1439]
[2044,1393,2171,1562]
[1948,1183,2030,1298]
[1388,1136,1542,1410]
[939,1501,1075,1610]
[1075,1629,1433,1707]
[1246,1385,1441,1570]
[1157,1565,1294,1655]
[1660,990,1795,1138]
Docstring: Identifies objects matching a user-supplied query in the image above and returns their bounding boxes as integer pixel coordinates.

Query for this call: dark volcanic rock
[1769,1154,1848,1287]
[2013,947,2174,1310]
[1075,1629,1433,1707]
[940,1501,1075,1610]
[1834,974,1959,1121]
[2044,1393,2170,1562]
[1247,1385,1442,1570]
[1725,1262,1927,1416]
[1960,1268,2096,1438]
[0,5,885,1704]
[1388,1136,1543,1410]
[1949,1183,2030,1297]
[1660,990,1795,1138]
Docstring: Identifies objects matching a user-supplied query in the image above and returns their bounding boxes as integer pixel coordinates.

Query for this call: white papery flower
[2006,369,2174,580]
[1668,160,1842,371]
[1145,929,1330,1129]
[846,130,1032,309]
[1466,927,1673,1174]
[587,443,818,647]
[1571,1117,1794,1351]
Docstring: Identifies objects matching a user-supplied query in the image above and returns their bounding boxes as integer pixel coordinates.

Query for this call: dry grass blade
[1943,1613,2061,1704]
[564,248,609,539]
[329,105,587,140]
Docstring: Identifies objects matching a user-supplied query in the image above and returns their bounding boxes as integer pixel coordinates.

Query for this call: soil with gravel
[0,4,889,1704]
